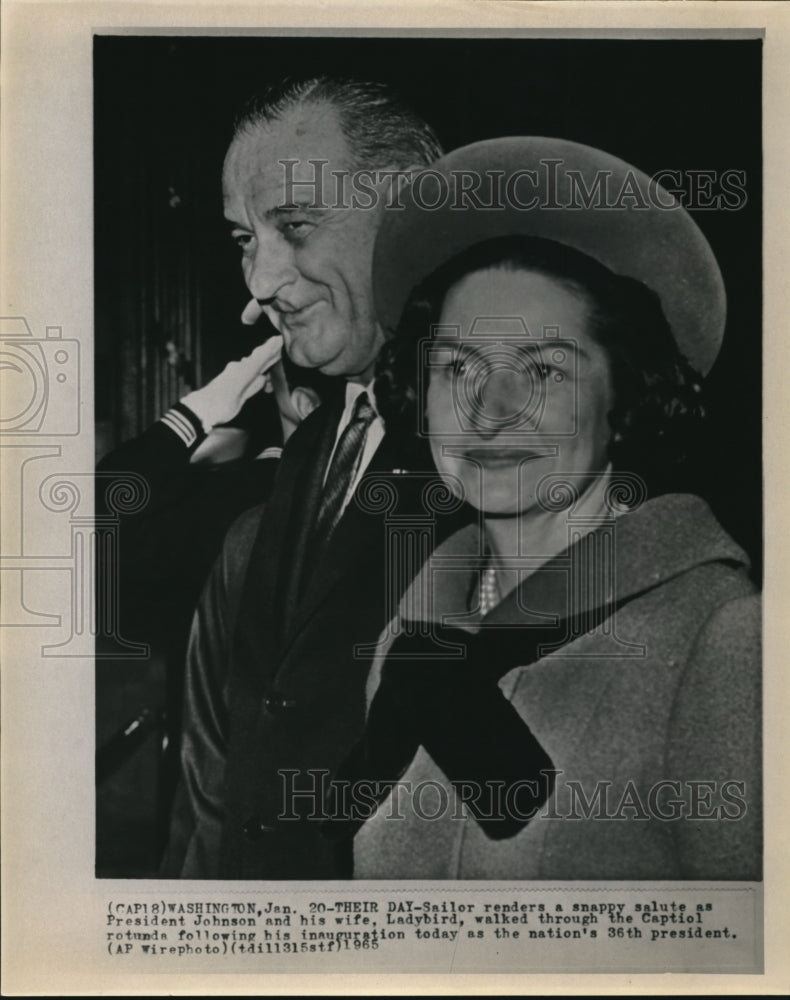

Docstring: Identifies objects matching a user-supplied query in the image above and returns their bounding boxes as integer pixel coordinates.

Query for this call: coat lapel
[398,493,751,638]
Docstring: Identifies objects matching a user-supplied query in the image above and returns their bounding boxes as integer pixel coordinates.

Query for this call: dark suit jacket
[95,409,282,657]
[95,408,284,877]
[166,386,467,878]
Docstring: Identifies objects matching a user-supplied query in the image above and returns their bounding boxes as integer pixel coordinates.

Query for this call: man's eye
[281,220,313,239]
[231,232,253,250]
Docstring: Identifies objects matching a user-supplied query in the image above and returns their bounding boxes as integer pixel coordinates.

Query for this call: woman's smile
[457,446,545,468]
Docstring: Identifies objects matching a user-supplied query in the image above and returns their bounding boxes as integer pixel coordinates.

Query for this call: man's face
[222,105,387,382]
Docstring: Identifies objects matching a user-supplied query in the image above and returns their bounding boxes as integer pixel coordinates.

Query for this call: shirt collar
[343,379,379,419]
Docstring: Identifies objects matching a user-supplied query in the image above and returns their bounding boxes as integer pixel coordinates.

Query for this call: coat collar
[397,493,749,629]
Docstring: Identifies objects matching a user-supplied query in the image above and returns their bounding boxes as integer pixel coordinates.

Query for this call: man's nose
[245,231,298,302]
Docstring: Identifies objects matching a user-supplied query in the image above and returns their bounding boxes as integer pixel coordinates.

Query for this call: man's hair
[233,76,443,170]
[374,235,708,499]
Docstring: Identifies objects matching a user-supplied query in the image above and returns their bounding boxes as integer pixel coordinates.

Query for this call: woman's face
[426,266,615,516]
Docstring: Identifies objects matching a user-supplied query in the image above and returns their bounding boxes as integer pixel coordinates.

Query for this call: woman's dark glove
[321,625,556,842]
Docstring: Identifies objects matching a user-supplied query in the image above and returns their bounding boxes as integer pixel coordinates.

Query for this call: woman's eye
[520,355,553,380]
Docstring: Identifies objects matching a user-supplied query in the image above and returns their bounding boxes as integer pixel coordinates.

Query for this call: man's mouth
[258,300,320,335]
[272,301,322,330]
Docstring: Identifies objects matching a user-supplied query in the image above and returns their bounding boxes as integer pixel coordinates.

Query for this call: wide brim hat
[373,137,726,375]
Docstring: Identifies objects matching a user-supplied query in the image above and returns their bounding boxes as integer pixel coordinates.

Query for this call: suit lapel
[278,431,408,657]
[231,389,343,685]
[278,390,346,639]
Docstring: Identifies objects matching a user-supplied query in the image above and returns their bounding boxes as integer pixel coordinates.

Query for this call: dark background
[94,35,762,874]
[95,34,762,570]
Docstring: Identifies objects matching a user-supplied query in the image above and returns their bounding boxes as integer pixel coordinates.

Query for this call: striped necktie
[312,391,376,545]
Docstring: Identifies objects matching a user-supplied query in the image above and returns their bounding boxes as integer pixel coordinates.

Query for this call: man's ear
[289,386,322,422]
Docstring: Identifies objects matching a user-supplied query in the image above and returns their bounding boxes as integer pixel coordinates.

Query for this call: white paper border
[2,1,788,994]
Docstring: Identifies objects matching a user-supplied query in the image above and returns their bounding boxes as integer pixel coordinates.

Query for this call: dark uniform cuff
[160,402,207,451]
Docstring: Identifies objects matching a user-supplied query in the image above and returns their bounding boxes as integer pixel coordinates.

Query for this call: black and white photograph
[2,1,789,994]
[94,33,762,878]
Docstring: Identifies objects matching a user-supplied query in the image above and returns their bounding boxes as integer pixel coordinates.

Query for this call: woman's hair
[374,235,707,498]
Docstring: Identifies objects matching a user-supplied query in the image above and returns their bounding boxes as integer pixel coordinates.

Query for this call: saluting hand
[180,335,283,432]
